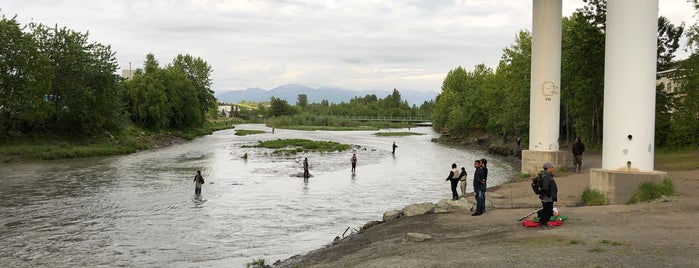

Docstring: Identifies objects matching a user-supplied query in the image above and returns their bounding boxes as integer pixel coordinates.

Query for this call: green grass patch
[655,148,699,170]
[242,139,353,155]
[235,129,266,136]
[373,132,425,137]
[569,239,585,245]
[246,258,267,268]
[0,120,237,162]
[581,187,608,206]
[601,239,624,246]
[589,246,605,253]
[627,178,675,204]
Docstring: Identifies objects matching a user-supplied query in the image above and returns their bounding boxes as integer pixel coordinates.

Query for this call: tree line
[231,88,433,121]
[0,15,216,140]
[432,0,697,149]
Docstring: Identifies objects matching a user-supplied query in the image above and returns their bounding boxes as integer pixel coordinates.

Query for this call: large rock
[403,202,434,217]
[361,220,382,231]
[383,210,402,222]
[405,232,432,242]
[434,198,473,213]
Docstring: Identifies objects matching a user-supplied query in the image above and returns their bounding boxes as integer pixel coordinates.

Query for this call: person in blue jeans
[472,159,488,216]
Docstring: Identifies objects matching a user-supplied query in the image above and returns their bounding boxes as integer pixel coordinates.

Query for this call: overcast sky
[2,0,696,93]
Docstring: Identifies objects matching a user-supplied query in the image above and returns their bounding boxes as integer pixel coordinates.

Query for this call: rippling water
[0,124,518,267]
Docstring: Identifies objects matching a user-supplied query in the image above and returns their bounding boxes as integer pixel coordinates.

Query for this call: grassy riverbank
[0,119,237,162]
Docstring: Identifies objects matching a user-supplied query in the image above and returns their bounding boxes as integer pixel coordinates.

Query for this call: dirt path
[276,153,699,267]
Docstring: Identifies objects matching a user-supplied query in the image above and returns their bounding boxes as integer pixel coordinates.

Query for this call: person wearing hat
[539,162,558,228]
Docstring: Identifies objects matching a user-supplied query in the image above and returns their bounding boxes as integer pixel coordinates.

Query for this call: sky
[2,0,696,94]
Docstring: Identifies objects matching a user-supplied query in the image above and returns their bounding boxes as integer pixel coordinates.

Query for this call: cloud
[2,0,696,94]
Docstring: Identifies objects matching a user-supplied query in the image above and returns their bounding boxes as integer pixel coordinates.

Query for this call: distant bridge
[334,116,432,126]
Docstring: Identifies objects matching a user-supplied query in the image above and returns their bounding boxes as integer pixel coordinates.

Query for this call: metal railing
[333,115,430,122]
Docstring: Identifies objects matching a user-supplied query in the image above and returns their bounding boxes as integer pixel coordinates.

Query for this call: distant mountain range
[215,84,437,106]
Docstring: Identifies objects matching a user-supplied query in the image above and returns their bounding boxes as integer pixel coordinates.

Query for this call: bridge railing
[333,115,430,122]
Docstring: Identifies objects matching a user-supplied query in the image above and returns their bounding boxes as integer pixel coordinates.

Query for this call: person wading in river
[193,170,205,194]
[351,153,357,173]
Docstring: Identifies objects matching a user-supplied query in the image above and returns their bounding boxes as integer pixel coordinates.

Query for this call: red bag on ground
[521,219,563,228]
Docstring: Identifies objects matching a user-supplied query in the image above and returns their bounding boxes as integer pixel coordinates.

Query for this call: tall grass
[581,187,608,206]
[627,178,675,204]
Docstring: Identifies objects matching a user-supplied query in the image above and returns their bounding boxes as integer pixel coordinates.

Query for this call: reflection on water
[0,124,518,267]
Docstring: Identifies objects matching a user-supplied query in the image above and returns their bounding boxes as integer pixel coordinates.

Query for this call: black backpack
[531,173,543,195]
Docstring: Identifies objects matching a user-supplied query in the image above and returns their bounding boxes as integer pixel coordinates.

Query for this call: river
[0,124,518,267]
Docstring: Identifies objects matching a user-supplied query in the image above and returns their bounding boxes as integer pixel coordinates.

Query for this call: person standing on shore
[193,170,204,195]
[473,159,488,216]
[392,141,398,155]
[572,138,585,173]
[351,153,357,173]
[458,167,467,198]
[538,162,558,228]
[445,163,460,200]
[472,160,482,212]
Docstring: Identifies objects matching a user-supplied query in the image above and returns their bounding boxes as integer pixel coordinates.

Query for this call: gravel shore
[274,153,699,267]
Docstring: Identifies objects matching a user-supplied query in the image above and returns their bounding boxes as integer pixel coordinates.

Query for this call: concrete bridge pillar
[521,0,565,174]
[590,0,666,204]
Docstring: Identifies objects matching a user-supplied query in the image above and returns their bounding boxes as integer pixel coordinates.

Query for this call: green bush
[246,258,268,268]
[627,178,675,204]
[581,187,608,206]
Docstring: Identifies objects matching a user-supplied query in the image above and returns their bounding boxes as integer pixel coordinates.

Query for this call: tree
[486,30,532,139]
[560,12,605,146]
[268,97,295,117]
[0,15,52,137]
[30,22,126,136]
[170,54,215,119]
[657,16,684,71]
[432,65,493,136]
[297,94,308,108]
[125,53,205,130]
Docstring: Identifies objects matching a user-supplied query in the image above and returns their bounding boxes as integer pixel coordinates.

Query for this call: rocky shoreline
[270,153,699,268]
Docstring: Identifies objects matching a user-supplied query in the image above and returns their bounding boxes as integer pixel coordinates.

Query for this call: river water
[0,124,518,267]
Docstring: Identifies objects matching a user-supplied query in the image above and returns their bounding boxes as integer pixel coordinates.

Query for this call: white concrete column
[529,0,561,152]
[602,0,658,171]
[521,0,563,174]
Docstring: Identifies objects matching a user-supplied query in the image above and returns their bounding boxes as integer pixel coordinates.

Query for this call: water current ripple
[0,124,517,267]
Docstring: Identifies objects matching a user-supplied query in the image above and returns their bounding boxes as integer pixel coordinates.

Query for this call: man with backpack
[537,162,558,228]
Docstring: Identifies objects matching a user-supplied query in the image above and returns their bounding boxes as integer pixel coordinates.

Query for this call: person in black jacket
[445,163,460,200]
[572,138,585,173]
[193,170,205,194]
[539,162,558,228]
[472,159,488,216]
